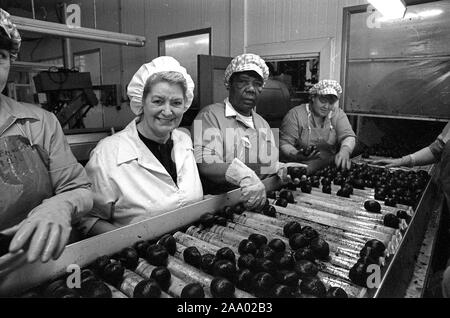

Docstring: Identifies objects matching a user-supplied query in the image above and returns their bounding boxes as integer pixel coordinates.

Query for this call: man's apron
[299,104,337,173]
[0,116,53,231]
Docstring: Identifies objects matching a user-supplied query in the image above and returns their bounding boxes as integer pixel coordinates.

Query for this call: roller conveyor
[0,161,440,298]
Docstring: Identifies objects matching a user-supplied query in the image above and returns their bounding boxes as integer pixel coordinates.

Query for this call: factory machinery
[0,160,443,298]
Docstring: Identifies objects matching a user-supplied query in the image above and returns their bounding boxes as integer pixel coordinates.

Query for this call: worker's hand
[8,205,72,264]
[372,155,412,168]
[335,147,352,170]
[372,158,402,168]
[294,149,320,163]
[225,158,267,211]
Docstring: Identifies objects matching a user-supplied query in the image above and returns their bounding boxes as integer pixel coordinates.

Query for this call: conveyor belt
[0,161,438,298]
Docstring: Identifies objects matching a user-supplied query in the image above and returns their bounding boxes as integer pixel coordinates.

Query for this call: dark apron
[300,104,337,173]
[0,117,53,231]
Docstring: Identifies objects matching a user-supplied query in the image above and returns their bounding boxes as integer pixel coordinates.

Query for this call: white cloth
[224,98,255,129]
[127,56,195,115]
[79,118,203,234]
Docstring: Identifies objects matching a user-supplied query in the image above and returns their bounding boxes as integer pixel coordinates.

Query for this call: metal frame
[372,165,443,297]
[11,15,145,47]
[10,61,59,72]
[340,5,368,109]
[348,112,449,123]
[247,37,334,80]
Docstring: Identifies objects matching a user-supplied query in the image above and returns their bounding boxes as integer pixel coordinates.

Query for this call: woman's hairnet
[0,9,21,62]
[127,56,195,115]
[309,80,343,98]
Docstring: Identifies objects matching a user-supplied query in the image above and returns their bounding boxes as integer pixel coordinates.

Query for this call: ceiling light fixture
[368,0,407,19]
[11,15,145,47]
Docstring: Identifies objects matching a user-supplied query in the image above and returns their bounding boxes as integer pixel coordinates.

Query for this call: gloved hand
[335,147,352,170]
[8,203,72,263]
[226,158,266,211]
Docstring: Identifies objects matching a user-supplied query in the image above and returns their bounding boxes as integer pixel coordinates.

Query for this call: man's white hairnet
[127,56,195,115]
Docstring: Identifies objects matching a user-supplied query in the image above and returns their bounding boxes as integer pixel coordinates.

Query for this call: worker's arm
[375,121,450,168]
[197,163,230,185]
[374,146,437,168]
[333,108,357,170]
[335,136,356,170]
[6,112,94,264]
[85,219,119,237]
[280,107,302,162]
[77,144,119,237]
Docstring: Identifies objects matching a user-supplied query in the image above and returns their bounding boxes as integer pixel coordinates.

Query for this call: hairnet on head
[309,80,343,98]
[224,53,269,88]
[127,56,195,116]
[0,9,21,62]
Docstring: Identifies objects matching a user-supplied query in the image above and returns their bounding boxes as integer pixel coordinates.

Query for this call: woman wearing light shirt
[79,56,203,236]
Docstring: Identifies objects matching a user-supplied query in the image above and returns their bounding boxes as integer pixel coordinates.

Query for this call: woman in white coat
[79,56,203,236]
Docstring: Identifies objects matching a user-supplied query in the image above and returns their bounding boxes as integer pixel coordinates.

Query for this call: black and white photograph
[0,0,449,303]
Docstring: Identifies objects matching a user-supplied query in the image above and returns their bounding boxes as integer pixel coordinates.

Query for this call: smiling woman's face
[140,81,186,141]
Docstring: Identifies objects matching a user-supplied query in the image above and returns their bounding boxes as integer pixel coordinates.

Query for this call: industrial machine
[33,68,98,129]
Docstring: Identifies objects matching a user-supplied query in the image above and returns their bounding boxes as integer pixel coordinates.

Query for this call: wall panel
[245,0,366,80]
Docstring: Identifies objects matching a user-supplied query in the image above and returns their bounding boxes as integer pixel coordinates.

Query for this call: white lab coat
[79,118,203,234]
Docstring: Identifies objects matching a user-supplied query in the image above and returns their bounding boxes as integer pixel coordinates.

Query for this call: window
[264,58,320,107]
[73,49,102,85]
[341,1,450,121]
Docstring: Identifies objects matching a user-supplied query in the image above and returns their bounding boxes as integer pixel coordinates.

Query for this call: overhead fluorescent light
[417,9,443,18]
[377,8,444,23]
[368,0,406,19]
[11,15,145,47]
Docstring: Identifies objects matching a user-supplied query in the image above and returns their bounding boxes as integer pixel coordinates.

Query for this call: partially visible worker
[0,8,93,276]
[375,123,450,298]
[79,56,203,237]
[192,53,297,211]
[279,80,356,173]
[374,122,450,169]
[374,123,450,211]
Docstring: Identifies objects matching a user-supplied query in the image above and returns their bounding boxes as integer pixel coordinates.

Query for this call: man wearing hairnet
[0,9,93,275]
[78,56,203,236]
[192,53,296,211]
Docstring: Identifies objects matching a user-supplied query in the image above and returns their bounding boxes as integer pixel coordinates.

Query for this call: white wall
[244,0,367,80]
